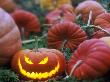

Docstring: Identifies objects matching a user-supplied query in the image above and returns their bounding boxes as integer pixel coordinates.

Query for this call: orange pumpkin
[75,0,106,23]
[0,0,17,13]
[94,13,110,28]
[58,4,75,13]
[11,10,41,37]
[11,48,66,81]
[45,9,76,25]
[66,39,110,80]
[0,8,22,66]
[47,21,87,51]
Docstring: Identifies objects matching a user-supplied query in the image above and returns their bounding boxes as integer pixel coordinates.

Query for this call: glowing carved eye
[39,57,48,64]
[24,56,33,64]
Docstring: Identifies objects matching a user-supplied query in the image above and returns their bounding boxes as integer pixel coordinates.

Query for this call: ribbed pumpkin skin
[11,48,66,81]
[47,22,87,51]
[75,0,106,23]
[94,13,110,28]
[57,4,74,13]
[45,9,76,25]
[66,39,110,80]
[0,0,16,13]
[92,28,110,38]
[0,8,22,66]
[11,10,41,37]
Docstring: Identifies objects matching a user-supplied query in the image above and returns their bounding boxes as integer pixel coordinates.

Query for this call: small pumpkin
[0,0,17,13]
[94,13,110,28]
[75,0,106,23]
[45,8,76,25]
[58,4,75,13]
[0,8,22,66]
[11,10,41,37]
[47,21,87,51]
[11,48,66,81]
[66,39,110,80]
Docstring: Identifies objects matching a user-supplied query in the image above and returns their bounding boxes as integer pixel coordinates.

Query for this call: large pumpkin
[0,8,22,66]
[75,0,106,23]
[66,39,110,80]
[47,21,87,51]
[45,9,76,25]
[11,10,41,37]
[94,13,110,29]
[11,48,66,81]
[0,0,17,13]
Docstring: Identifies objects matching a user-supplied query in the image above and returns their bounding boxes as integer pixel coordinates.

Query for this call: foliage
[0,68,19,82]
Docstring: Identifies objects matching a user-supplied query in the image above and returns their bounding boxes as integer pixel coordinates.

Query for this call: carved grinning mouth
[18,59,60,80]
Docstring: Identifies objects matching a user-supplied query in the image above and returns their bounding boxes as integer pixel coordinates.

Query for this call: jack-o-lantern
[11,48,66,81]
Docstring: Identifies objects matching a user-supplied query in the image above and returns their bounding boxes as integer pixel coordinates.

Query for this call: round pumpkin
[75,0,106,23]
[0,8,22,66]
[57,4,75,13]
[47,21,87,51]
[0,0,17,13]
[66,39,110,80]
[94,13,110,29]
[45,9,76,25]
[11,48,66,81]
[11,10,41,37]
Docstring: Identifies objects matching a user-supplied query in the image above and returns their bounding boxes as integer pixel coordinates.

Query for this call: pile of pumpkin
[1,0,110,82]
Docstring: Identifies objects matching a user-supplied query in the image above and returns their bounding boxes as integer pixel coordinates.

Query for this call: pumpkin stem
[42,24,53,27]
[90,25,110,35]
[87,10,92,26]
[34,36,39,52]
[69,60,83,77]
[64,60,83,79]
[61,40,68,56]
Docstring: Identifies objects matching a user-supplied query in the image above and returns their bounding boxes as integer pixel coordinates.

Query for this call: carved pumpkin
[11,10,41,37]
[0,0,17,13]
[47,21,87,51]
[45,8,76,25]
[0,8,22,66]
[66,39,110,80]
[94,13,110,28]
[11,48,66,81]
[75,0,106,23]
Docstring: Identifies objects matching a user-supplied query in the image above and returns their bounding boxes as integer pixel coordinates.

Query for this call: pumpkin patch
[1,0,110,82]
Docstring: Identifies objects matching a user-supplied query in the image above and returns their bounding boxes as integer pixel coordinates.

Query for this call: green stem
[34,36,38,52]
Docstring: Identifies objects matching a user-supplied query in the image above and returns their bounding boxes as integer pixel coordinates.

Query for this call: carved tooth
[43,72,48,78]
[27,72,31,77]
[30,72,36,79]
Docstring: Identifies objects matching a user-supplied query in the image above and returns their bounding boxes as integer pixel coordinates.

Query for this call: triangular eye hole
[24,56,33,64]
[39,57,48,64]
